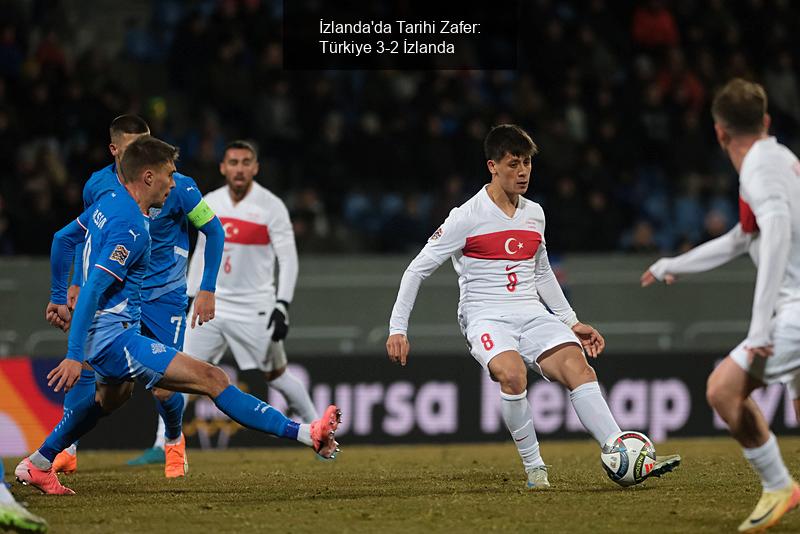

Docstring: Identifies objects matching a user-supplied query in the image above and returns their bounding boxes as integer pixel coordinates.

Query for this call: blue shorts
[89,326,179,389]
[140,288,188,350]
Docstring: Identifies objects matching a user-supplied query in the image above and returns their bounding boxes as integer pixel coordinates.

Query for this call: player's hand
[572,322,605,358]
[386,333,410,366]
[67,285,81,310]
[747,345,774,361]
[45,302,72,332]
[640,269,676,287]
[268,300,290,341]
[191,290,216,328]
[47,359,83,392]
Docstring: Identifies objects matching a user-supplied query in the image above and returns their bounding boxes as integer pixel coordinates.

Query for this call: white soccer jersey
[186,181,298,321]
[390,186,577,334]
[738,136,800,346]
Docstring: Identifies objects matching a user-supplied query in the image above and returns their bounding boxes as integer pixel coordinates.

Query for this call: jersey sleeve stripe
[95,264,123,282]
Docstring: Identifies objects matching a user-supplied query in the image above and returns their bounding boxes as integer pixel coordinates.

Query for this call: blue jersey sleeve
[93,220,149,282]
[50,218,88,304]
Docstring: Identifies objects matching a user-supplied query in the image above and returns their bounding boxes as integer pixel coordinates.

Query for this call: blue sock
[155,392,184,441]
[61,368,96,449]
[39,393,106,462]
[213,385,299,440]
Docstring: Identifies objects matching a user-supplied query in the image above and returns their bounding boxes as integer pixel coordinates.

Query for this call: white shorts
[730,303,800,387]
[458,308,581,377]
[183,313,287,373]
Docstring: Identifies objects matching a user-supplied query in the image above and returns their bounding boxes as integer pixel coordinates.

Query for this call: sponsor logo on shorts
[151,342,166,354]
[109,244,130,265]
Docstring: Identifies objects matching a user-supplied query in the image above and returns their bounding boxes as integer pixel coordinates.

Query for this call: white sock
[29,451,52,470]
[153,416,166,449]
[297,424,312,446]
[569,381,621,445]
[743,433,793,491]
[66,443,77,455]
[501,390,545,471]
[269,371,318,423]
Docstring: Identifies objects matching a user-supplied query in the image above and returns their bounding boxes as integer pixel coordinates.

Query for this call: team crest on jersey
[151,342,166,354]
[148,207,162,218]
[109,244,130,265]
[525,218,538,230]
[429,226,444,241]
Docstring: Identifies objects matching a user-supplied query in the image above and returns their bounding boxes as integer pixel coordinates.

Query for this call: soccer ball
[600,431,656,487]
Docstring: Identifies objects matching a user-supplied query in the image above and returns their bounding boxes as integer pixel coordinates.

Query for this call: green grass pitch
[5,437,800,533]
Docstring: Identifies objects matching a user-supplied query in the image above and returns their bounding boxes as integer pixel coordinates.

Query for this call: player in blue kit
[16,136,341,495]
[52,115,225,477]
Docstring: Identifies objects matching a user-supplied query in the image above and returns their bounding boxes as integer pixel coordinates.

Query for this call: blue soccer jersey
[142,174,208,301]
[73,190,150,359]
[80,164,214,301]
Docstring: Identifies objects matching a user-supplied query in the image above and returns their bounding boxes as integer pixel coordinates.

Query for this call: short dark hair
[109,114,150,141]
[120,135,179,183]
[711,78,768,135]
[483,124,539,161]
[223,139,258,160]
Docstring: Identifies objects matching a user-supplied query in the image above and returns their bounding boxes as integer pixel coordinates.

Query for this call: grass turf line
[5,437,800,533]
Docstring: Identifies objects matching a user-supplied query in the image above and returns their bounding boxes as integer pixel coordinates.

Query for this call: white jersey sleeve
[648,223,754,280]
[534,243,578,327]
[389,208,471,335]
[419,208,470,265]
[269,200,299,304]
[743,162,792,346]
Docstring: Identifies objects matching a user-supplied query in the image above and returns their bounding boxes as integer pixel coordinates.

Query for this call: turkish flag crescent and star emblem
[462,230,542,260]
[219,217,271,245]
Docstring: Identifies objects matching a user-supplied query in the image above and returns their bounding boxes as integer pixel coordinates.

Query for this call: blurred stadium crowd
[1,0,799,255]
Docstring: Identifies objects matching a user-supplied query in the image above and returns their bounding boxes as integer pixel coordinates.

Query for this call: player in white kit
[645,79,800,532]
[386,124,680,489]
[641,196,800,425]
[147,140,317,450]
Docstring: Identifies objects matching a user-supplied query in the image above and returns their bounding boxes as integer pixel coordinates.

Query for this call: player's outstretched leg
[707,358,800,532]
[541,343,681,481]
[16,382,132,495]
[488,352,549,489]
[52,368,95,474]
[0,461,48,533]
[159,353,341,459]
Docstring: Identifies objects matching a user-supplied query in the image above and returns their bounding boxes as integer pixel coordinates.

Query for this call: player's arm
[184,187,223,328]
[744,170,792,355]
[268,201,299,342]
[48,215,90,331]
[534,244,604,357]
[641,223,754,287]
[49,266,117,392]
[387,209,467,366]
[50,220,147,391]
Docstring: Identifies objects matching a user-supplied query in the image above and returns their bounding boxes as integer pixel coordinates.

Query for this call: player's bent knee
[204,365,230,396]
[494,369,527,394]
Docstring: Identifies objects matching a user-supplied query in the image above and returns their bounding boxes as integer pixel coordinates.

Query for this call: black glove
[268,300,290,341]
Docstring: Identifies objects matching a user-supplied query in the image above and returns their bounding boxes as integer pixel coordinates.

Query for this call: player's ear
[253,160,260,175]
[143,169,153,186]
[763,113,771,133]
[109,143,118,157]
[487,160,496,175]
[713,123,729,149]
